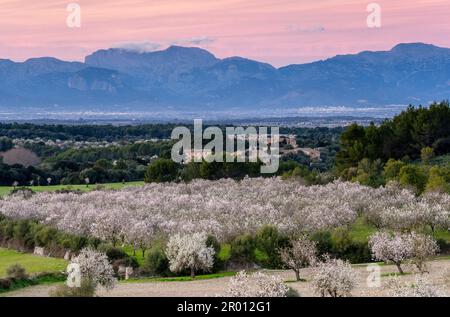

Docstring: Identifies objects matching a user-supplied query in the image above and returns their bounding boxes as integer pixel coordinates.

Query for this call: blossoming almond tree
[386,275,446,297]
[369,231,412,274]
[0,178,447,249]
[279,235,317,281]
[369,231,439,274]
[70,248,116,291]
[165,232,215,278]
[311,256,355,297]
[409,232,439,273]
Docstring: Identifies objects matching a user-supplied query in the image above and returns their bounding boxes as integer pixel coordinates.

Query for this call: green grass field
[0,181,145,197]
[0,248,67,278]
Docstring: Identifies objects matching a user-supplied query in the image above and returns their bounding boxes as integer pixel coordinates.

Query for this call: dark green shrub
[311,230,371,264]
[13,220,33,247]
[112,256,139,270]
[0,216,92,253]
[230,234,256,263]
[254,226,289,268]
[56,233,87,251]
[34,226,58,247]
[100,247,129,261]
[339,241,372,263]
[436,238,450,254]
[144,158,179,183]
[330,228,353,253]
[330,228,371,263]
[0,218,15,240]
[33,271,67,281]
[142,245,171,277]
[206,235,224,272]
[97,245,139,270]
[0,137,13,152]
[311,231,333,254]
[87,237,102,249]
[127,256,139,268]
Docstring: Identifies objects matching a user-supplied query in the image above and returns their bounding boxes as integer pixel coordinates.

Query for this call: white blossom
[279,235,317,281]
[165,232,215,277]
[369,231,413,274]
[409,232,439,272]
[311,257,356,297]
[0,178,447,248]
[226,271,290,297]
[369,231,439,274]
[71,248,116,291]
[386,275,446,297]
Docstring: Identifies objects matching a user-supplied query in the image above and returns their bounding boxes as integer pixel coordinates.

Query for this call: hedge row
[0,214,100,256]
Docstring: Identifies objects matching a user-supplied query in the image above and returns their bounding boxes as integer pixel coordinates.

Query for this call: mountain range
[0,43,449,112]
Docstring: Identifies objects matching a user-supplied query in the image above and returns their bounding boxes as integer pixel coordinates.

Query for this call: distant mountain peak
[24,57,64,63]
[85,45,219,77]
[159,45,218,60]
[389,42,450,57]
[86,45,217,59]
[1,42,449,110]
[391,42,439,51]
[165,45,209,53]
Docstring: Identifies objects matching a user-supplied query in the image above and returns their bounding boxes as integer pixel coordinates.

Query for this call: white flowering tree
[409,232,439,272]
[386,275,446,297]
[226,271,290,297]
[279,235,317,281]
[0,179,377,241]
[312,257,355,297]
[369,231,439,274]
[369,231,412,274]
[123,219,156,258]
[165,232,215,278]
[420,192,450,232]
[0,178,447,252]
[70,248,116,291]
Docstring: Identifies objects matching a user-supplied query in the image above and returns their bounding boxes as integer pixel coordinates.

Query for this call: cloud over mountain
[113,41,162,53]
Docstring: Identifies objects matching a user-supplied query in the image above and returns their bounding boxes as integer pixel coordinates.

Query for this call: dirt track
[5,260,449,297]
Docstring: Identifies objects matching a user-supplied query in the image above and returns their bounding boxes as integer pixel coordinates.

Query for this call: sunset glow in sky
[0,0,449,66]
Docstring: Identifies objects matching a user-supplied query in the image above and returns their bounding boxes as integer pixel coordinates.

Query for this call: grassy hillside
[0,248,67,278]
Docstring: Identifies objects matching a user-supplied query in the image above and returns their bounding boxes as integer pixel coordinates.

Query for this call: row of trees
[0,123,177,141]
[345,155,450,193]
[47,229,443,297]
[336,101,450,177]
[1,179,448,251]
[0,123,341,185]
[335,102,450,194]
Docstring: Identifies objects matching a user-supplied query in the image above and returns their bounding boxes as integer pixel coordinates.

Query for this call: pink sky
[0,0,449,67]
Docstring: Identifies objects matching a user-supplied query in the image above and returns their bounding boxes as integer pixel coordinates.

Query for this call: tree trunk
[294,270,300,281]
[190,268,195,279]
[395,262,404,274]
